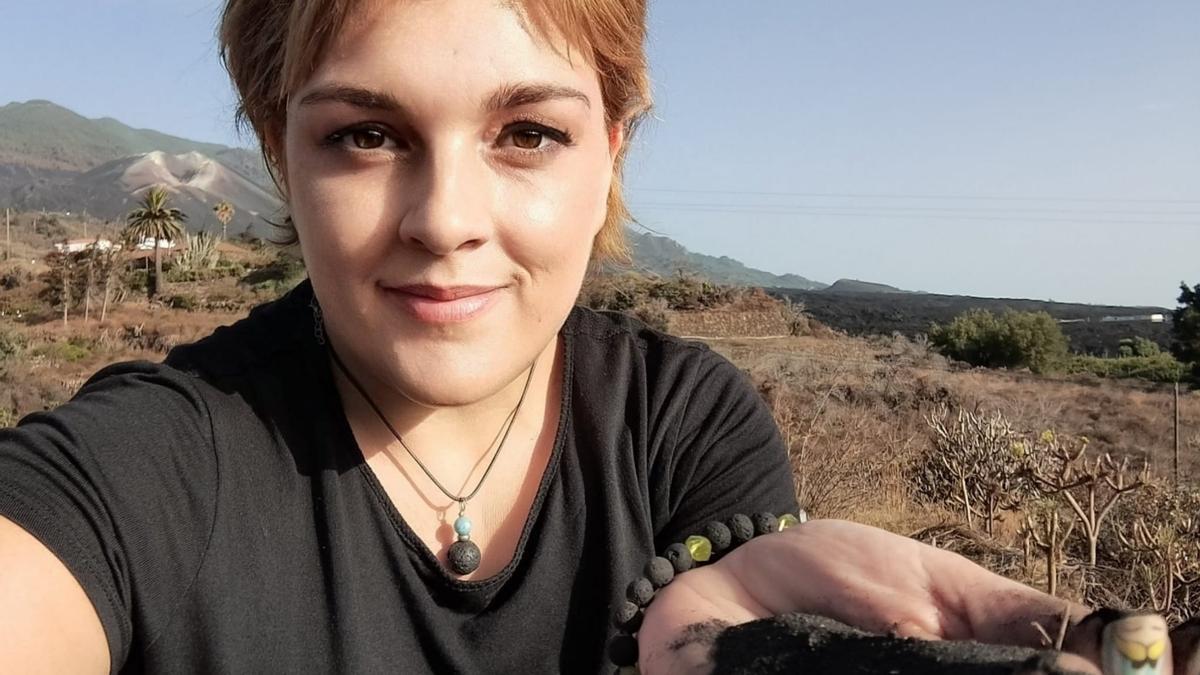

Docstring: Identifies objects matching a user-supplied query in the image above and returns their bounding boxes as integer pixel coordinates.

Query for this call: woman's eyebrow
[297,85,409,113]
[294,81,591,114]
[482,81,592,112]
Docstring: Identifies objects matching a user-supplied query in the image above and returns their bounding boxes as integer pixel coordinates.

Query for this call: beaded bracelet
[607,510,809,672]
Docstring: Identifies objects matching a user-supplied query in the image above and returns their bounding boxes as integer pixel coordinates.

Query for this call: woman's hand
[636,519,1102,675]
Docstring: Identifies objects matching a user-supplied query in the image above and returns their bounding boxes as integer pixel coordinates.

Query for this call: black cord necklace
[327,342,538,576]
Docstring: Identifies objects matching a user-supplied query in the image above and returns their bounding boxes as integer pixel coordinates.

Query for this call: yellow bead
[685,535,712,563]
[777,513,800,531]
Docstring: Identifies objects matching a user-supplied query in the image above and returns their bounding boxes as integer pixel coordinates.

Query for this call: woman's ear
[608,120,627,165]
[263,123,290,198]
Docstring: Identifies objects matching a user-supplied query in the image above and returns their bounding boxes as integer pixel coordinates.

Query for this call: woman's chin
[382,356,517,408]
[397,378,509,409]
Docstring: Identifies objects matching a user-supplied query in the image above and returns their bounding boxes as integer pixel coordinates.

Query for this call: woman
[0,0,1119,673]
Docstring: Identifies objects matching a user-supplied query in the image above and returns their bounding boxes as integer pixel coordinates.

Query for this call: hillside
[0,100,287,237]
[623,229,827,291]
[821,278,908,294]
[8,151,284,238]
[0,100,269,185]
[772,287,1173,355]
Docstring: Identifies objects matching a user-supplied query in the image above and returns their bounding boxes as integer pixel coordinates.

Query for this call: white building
[53,238,120,254]
[131,236,176,251]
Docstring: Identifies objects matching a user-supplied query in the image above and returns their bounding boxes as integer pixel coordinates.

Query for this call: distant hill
[822,278,909,294]
[0,100,270,185]
[0,100,282,237]
[4,150,284,238]
[10,151,284,238]
[771,287,1173,356]
[623,229,827,291]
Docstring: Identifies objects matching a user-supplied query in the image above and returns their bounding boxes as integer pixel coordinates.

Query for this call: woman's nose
[397,140,491,256]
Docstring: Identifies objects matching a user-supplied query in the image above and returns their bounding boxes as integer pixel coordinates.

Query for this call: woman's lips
[384,286,501,324]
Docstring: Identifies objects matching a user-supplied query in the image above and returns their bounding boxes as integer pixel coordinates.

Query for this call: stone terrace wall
[668,308,790,338]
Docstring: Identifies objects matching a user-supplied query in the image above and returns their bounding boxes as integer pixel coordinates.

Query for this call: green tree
[1172,281,1200,381]
[41,249,85,326]
[213,201,235,240]
[1118,336,1162,358]
[1000,310,1071,374]
[123,186,186,298]
[929,309,1069,374]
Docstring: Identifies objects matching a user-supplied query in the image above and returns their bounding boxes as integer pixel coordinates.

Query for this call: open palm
[636,519,1102,675]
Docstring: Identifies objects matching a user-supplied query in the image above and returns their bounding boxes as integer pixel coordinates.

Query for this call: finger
[939,572,1092,647]
[1053,652,1104,675]
[1012,652,1102,675]
[1171,617,1200,675]
[887,617,942,641]
[1061,608,1122,666]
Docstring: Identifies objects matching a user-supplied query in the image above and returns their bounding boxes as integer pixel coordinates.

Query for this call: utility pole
[4,208,9,261]
[1175,381,1182,488]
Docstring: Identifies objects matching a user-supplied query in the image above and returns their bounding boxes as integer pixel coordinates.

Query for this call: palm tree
[213,200,235,240]
[123,186,186,298]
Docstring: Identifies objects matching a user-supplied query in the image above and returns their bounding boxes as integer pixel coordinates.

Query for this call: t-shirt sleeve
[0,360,218,673]
[653,347,800,550]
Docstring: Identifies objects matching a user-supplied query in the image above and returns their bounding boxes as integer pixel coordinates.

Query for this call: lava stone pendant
[448,539,481,575]
[447,512,480,575]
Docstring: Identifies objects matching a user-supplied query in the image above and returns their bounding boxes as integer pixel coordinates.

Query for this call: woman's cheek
[523,156,610,242]
[502,191,593,272]
[299,175,392,251]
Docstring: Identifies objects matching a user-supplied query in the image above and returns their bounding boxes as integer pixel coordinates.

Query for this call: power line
[631,187,1200,206]
[637,201,1200,217]
[629,202,1200,227]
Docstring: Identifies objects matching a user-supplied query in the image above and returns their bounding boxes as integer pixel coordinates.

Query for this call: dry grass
[0,300,244,422]
[699,327,1200,613]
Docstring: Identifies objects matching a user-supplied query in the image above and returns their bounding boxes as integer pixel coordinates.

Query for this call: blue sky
[2,0,1197,306]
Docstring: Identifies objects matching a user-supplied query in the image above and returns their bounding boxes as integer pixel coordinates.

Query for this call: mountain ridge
[623,229,827,290]
[0,100,270,185]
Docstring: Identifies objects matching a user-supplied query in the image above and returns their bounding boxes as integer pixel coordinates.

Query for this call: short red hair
[218,0,652,264]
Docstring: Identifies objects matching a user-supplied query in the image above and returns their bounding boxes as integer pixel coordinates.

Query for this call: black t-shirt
[0,279,798,674]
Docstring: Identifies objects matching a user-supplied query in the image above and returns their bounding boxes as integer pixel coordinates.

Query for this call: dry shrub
[871,331,949,371]
[1087,483,1200,621]
[756,362,921,520]
[778,297,811,337]
[914,407,1033,536]
[911,523,1027,581]
[629,297,669,332]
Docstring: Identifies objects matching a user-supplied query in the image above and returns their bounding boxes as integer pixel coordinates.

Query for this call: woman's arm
[0,515,109,673]
[0,360,218,673]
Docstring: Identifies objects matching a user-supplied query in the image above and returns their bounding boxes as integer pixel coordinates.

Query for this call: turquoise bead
[454,515,472,537]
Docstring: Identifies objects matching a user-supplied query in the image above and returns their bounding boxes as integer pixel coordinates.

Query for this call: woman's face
[282,0,623,407]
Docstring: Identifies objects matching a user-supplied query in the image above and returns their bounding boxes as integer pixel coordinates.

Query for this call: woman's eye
[323,126,397,153]
[503,122,573,154]
[349,129,387,150]
[512,129,546,150]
